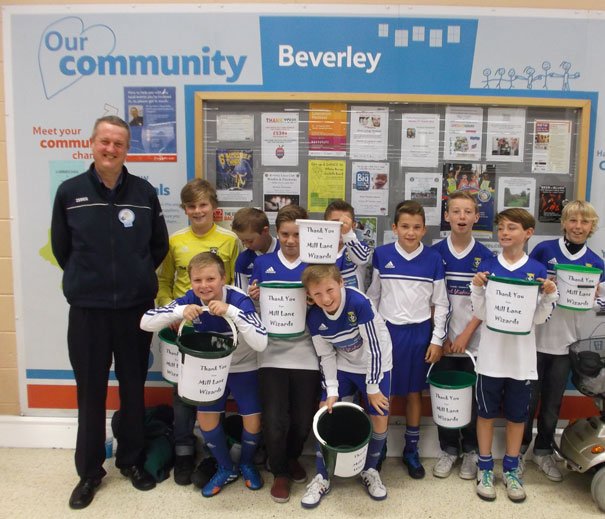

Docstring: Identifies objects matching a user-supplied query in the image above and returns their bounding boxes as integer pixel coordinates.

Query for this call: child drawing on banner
[324,200,371,290]
[299,264,393,508]
[141,252,268,497]
[470,208,557,503]
[367,200,451,480]
[232,207,279,293]
[431,191,494,481]
[520,201,605,482]
[247,205,321,504]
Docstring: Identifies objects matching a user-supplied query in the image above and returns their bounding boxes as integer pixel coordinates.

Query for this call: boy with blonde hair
[432,191,493,480]
[301,264,392,507]
[157,178,240,485]
[521,200,605,481]
[142,252,267,496]
[471,208,557,502]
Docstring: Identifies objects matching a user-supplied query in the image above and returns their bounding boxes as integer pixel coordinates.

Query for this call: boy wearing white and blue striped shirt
[232,207,279,293]
[141,252,268,498]
[431,191,493,480]
[301,264,392,508]
[324,200,371,291]
[367,200,451,480]
[521,200,605,482]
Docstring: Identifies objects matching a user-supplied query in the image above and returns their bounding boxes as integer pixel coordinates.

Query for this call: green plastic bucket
[259,281,307,338]
[312,402,373,478]
[555,264,602,311]
[427,352,477,428]
[176,315,237,406]
[158,326,193,384]
[485,275,541,335]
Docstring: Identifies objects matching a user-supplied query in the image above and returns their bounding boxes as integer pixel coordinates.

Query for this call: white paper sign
[404,172,443,226]
[401,113,440,167]
[261,112,300,166]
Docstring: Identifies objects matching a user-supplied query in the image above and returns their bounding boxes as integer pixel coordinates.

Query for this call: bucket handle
[177,307,239,348]
[426,349,476,381]
[312,401,366,447]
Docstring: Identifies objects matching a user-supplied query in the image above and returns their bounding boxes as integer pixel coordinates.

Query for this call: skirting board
[0,415,561,458]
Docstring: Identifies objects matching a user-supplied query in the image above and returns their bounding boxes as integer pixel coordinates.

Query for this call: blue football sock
[364,430,388,470]
[503,454,519,473]
[201,423,234,470]
[477,454,494,471]
[403,426,420,455]
[240,429,260,466]
[315,441,329,480]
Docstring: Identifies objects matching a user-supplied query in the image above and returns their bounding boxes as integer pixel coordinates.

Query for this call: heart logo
[38,16,116,100]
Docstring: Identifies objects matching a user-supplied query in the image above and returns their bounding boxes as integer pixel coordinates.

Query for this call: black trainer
[173,454,195,486]
[191,457,218,489]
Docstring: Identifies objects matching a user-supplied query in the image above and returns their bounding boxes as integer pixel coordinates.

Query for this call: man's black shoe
[120,465,156,491]
[173,454,195,486]
[68,478,102,509]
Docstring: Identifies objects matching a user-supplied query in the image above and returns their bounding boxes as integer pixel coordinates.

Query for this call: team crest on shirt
[209,247,219,255]
[526,273,535,281]
[586,262,594,268]
[347,311,357,325]
[472,257,482,271]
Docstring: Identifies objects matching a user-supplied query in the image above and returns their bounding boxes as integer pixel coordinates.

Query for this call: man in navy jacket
[51,115,169,510]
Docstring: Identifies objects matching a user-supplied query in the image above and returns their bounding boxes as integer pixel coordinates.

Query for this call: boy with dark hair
[471,208,557,502]
[323,200,371,290]
[232,207,279,292]
[248,205,321,504]
[367,200,450,480]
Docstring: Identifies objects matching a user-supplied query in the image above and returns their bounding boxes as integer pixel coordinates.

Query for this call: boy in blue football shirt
[300,264,392,507]
[367,200,451,479]
[520,200,605,481]
[323,200,371,290]
[432,191,493,480]
[232,207,279,293]
[141,252,268,497]
[248,205,321,504]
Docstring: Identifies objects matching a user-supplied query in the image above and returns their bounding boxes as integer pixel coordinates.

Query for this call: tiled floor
[0,448,601,518]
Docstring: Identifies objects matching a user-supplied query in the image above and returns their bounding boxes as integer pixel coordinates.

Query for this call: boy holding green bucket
[300,264,393,507]
[470,208,557,503]
[247,205,321,504]
[432,191,494,480]
[520,200,605,482]
[156,179,240,486]
[141,252,268,497]
[366,200,451,480]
